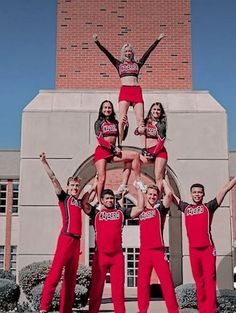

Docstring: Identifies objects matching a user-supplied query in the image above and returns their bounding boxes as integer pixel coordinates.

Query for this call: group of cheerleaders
[39,32,172,313]
[39,33,236,313]
[93,32,166,202]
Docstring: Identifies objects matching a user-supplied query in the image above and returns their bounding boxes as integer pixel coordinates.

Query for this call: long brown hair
[144,102,167,126]
[98,100,116,122]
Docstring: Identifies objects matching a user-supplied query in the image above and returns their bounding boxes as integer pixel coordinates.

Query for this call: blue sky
[0,0,235,150]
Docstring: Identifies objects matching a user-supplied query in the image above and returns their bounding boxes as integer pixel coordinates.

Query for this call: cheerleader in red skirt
[93,33,164,145]
[94,100,146,204]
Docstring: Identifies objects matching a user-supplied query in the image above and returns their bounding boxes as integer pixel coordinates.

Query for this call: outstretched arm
[130,188,145,219]
[81,179,98,215]
[164,174,181,207]
[216,176,236,206]
[120,115,129,143]
[39,152,62,195]
[88,174,98,203]
[139,33,165,65]
[162,179,173,208]
[93,34,119,67]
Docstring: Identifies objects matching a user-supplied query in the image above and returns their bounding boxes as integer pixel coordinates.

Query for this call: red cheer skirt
[94,146,114,163]
[118,85,144,104]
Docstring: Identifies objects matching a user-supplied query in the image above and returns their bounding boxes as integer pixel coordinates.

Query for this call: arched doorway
[73,147,183,287]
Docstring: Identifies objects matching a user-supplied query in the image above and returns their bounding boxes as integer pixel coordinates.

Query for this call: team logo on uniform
[146,127,157,137]
[139,209,156,220]
[99,211,120,220]
[186,206,204,216]
[120,63,138,73]
[103,124,117,133]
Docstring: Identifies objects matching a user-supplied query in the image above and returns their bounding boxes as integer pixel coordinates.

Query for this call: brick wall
[56,0,192,89]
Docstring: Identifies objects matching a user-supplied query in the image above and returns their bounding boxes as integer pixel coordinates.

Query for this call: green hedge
[18,260,92,310]
[31,282,88,311]
[175,283,197,309]
[0,270,16,282]
[18,260,51,302]
[175,283,236,313]
[31,283,60,311]
[217,289,236,313]
[77,264,91,289]
[0,278,20,311]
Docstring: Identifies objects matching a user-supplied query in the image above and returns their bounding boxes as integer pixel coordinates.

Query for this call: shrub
[0,278,20,311]
[31,282,89,311]
[77,264,92,288]
[19,260,92,310]
[6,302,33,313]
[217,289,236,313]
[18,260,51,302]
[175,284,236,313]
[0,270,16,282]
[74,284,90,309]
[175,283,197,309]
[31,283,60,311]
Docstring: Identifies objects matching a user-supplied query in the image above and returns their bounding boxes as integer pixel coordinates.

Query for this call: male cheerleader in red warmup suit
[172,177,236,313]
[82,186,144,313]
[39,153,91,313]
[137,181,179,313]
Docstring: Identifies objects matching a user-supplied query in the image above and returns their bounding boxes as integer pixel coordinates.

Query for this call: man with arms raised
[172,177,236,313]
[82,186,144,313]
[137,181,179,313]
[39,153,90,313]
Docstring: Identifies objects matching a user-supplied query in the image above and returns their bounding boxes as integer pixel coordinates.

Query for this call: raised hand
[39,152,46,163]
[93,34,98,42]
[121,114,128,126]
[158,33,165,41]
[114,146,122,158]
[141,148,155,160]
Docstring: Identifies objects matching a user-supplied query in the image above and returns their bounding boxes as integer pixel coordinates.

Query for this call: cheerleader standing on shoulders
[94,100,146,204]
[93,33,164,145]
[138,102,168,193]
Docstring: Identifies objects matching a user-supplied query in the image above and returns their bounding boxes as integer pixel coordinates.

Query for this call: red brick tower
[56,0,192,89]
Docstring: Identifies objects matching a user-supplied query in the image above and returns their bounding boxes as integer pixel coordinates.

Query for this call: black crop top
[95,37,162,78]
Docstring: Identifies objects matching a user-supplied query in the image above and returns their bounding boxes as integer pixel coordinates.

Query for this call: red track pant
[189,245,216,313]
[40,233,81,313]
[89,251,125,313]
[137,249,179,313]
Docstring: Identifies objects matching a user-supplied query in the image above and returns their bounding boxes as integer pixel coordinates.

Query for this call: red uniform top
[179,199,219,248]
[95,38,162,78]
[90,206,131,254]
[94,117,128,151]
[58,190,82,238]
[94,118,119,151]
[145,119,166,155]
[139,202,168,249]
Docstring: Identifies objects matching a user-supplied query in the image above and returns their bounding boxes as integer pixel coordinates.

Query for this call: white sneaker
[115,184,128,198]
[133,180,147,193]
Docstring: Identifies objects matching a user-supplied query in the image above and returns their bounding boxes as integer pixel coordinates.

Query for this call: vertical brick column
[5,181,13,271]
[56,0,192,89]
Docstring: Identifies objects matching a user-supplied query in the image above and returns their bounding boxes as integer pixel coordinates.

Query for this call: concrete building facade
[18,89,232,289]
[0,0,234,293]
